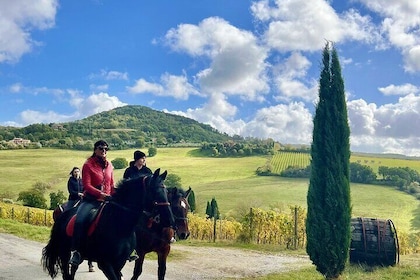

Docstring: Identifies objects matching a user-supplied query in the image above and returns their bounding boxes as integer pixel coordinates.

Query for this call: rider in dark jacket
[67,167,83,208]
[123,150,152,179]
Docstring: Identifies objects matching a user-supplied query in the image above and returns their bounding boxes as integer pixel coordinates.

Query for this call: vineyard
[0,202,53,226]
[268,152,420,175]
[2,201,420,253]
[269,152,311,174]
[0,201,306,249]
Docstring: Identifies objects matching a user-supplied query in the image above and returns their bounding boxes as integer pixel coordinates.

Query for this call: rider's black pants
[71,199,101,252]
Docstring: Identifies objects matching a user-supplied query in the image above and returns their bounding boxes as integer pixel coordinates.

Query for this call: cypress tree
[306,42,351,279]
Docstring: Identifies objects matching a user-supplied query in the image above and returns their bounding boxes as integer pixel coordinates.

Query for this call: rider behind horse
[67,167,83,209]
[69,140,114,267]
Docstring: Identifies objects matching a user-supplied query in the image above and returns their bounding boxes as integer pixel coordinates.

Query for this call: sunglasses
[97,146,109,151]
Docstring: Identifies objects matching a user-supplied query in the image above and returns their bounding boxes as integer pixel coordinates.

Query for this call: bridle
[141,177,174,227]
[171,196,189,223]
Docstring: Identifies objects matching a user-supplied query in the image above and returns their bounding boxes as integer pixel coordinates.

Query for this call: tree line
[278,163,420,199]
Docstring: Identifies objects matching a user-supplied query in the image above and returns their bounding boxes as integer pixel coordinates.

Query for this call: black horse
[42,168,175,280]
[131,186,191,280]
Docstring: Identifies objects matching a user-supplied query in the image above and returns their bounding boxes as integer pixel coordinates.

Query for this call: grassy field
[1,148,420,279]
[1,147,419,234]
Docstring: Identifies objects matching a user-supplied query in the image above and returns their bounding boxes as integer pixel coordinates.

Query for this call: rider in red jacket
[69,140,115,267]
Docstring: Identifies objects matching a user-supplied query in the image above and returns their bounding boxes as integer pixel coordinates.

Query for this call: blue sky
[1,0,419,156]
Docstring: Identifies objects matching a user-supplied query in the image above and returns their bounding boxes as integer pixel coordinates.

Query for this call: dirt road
[0,233,311,279]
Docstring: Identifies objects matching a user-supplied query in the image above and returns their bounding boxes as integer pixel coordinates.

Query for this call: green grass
[1,147,419,233]
[351,154,420,175]
[0,218,51,243]
[239,261,420,280]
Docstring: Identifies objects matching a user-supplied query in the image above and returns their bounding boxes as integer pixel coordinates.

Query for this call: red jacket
[82,156,115,200]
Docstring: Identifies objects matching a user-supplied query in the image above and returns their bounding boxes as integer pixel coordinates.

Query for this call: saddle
[66,203,106,237]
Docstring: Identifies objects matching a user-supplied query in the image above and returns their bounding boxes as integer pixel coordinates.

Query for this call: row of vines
[0,202,305,248]
[2,202,420,254]
[270,152,311,174]
[0,202,54,226]
[188,206,306,248]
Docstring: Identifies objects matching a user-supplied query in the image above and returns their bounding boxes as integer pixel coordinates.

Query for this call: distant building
[10,138,31,145]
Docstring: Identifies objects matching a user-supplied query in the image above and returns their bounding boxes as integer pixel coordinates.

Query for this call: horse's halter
[142,177,175,228]
[172,197,189,222]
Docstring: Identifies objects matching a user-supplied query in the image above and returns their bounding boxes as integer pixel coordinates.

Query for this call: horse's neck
[104,201,141,233]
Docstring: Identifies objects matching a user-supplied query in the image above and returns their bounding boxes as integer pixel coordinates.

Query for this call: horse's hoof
[89,266,95,272]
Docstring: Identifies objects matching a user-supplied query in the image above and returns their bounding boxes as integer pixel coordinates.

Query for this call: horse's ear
[153,168,161,177]
[161,170,168,181]
[185,187,192,198]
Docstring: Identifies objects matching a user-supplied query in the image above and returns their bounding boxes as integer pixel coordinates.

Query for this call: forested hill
[0,105,235,149]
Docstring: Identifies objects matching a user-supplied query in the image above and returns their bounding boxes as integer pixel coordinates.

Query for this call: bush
[111,157,128,169]
[17,189,47,209]
[49,190,66,210]
[148,147,157,157]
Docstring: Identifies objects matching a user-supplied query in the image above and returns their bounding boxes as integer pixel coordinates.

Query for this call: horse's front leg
[60,253,77,280]
[157,249,170,280]
[130,253,146,280]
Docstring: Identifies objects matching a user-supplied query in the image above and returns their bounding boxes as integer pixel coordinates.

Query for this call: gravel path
[0,233,311,279]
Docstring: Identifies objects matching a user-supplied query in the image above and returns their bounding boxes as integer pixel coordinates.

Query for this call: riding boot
[69,250,82,266]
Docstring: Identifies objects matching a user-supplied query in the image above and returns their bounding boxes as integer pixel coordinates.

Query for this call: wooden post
[294,207,298,249]
[249,208,253,242]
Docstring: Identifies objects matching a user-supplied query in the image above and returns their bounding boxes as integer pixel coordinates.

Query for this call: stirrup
[128,250,139,262]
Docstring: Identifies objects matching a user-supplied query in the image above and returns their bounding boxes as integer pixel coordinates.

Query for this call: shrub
[111,157,128,169]
[148,147,157,157]
[17,189,47,209]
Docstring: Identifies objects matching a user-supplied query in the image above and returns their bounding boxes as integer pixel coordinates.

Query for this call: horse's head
[113,169,175,229]
[142,168,175,229]
[167,186,191,240]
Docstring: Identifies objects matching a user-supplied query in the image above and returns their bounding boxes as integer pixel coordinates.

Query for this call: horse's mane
[112,175,149,200]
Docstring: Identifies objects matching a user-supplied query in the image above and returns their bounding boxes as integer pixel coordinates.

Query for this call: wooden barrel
[350,217,399,266]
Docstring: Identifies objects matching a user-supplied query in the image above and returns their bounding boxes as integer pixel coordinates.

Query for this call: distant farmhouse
[10,137,31,146]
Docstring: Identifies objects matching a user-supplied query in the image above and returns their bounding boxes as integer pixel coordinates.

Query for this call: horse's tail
[41,221,61,278]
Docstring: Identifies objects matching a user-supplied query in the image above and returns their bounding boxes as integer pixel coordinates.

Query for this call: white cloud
[16,92,126,126]
[72,92,127,117]
[378,83,420,96]
[272,52,318,102]
[357,0,420,71]
[251,0,383,52]
[348,94,420,155]
[0,0,57,63]
[90,84,109,92]
[20,110,75,125]
[241,102,313,144]
[6,83,65,96]
[347,99,378,135]
[165,92,238,131]
[404,46,420,72]
[165,17,270,101]
[127,73,200,100]
[89,69,129,81]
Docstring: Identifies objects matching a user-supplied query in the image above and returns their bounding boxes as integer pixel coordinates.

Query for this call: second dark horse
[131,186,191,280]
[42,168,175,280]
